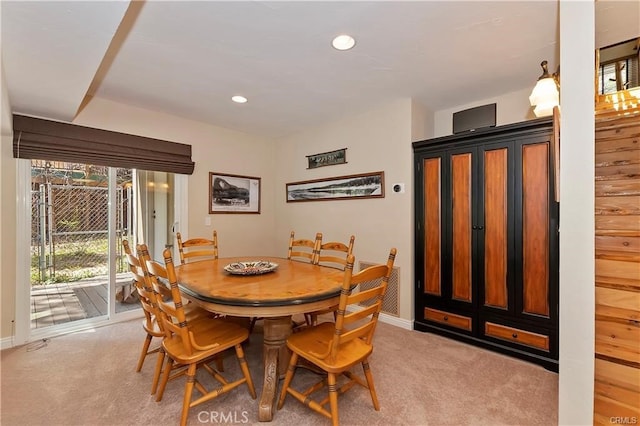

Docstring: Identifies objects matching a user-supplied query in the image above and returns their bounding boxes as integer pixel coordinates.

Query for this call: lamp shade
[529,77,559,117]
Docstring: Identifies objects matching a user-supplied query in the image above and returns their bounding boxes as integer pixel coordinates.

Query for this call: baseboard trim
[0,336,14,350]
[379,312,412,330]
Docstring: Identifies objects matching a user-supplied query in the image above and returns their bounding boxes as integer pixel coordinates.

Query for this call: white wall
[275,99,415,322]
[411,99,433,142]
[558,0,595,423]
[74,98,277,257]
[0,63,17,340]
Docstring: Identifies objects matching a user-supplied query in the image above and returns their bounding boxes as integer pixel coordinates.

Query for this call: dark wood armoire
[413,117,559,371]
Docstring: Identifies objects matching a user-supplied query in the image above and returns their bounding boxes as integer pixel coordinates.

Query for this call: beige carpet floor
[0,318,558,426]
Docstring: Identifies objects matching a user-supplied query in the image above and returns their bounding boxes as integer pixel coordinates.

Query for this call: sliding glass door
[18,159,179,341]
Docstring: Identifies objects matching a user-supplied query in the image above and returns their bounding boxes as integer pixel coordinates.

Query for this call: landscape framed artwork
[286,171,385,202]
[209,172,261,214]
[306,148,347,169]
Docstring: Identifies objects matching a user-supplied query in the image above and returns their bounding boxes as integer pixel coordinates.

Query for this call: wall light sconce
[529,60,560,117]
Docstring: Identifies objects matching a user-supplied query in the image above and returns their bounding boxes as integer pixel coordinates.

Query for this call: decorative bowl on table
[223,261,279,275]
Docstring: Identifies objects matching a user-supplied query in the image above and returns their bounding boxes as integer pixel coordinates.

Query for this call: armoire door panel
[522,142,550,317]
[451,153,473,302]
[483,148,509,309]
[423,157,442,296]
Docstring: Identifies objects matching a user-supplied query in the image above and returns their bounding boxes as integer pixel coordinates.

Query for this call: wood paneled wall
[594,106,640,425]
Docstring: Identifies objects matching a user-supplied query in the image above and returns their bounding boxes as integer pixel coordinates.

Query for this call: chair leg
[136,333,152,372]
[235,344,256,399]
[151,348,165,395]
[362,360,380,410]
[327,372,339,426]
[214,354,224,372]
[180,363,198,426]
[304,313,313,326]
[248,317,258,334]
[277,352,299,409]
[156,357,174,402]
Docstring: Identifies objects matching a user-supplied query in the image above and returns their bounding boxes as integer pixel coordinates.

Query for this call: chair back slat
[343,303,377,323]
[135,244,168,330]
[176,230,218,264]
[143,247,195,354]
[122,240,156,332]
[316,235,355,269]
[287,231,322,263]
[337,321,376,345]
[329,248,396,360]
[137,244,172,301]
[345,282,385,306]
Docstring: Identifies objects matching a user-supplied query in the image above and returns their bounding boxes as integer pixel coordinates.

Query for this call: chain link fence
[30,161,131,284]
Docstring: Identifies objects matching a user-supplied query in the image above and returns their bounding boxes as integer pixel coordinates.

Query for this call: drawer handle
[443,316,449,321]
[512,333,518,339]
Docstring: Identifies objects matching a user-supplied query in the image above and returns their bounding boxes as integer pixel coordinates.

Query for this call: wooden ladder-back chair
[146,248,256,426]
[287,231,322,263]
[316,234,355,269]
[278,248,397,426]
[176,230,218,264]
[304,234,356,326]
[135,243,214,396]
[122,240,164,375]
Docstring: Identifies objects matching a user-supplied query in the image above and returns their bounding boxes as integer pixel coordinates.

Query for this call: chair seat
[162,318,250,364]
[286,322,373,373]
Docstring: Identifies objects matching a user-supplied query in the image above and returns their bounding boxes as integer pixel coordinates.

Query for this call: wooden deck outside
[30,273,139,329]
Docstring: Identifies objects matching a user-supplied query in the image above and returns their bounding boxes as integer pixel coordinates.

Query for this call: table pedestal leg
[258,316,292,422]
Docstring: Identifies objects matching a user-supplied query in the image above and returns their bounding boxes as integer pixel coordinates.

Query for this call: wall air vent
[357,261,400,317]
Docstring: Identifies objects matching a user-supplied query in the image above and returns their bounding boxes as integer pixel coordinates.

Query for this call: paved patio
[30,273,139,329]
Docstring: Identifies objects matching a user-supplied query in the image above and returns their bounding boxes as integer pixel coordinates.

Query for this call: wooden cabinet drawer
[484,322,550,352]
[424,308,472,331]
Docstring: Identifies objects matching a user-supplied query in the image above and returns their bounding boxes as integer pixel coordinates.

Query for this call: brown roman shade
[12,114,195,174]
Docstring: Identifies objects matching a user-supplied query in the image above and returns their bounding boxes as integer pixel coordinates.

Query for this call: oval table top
[176,256,345,316]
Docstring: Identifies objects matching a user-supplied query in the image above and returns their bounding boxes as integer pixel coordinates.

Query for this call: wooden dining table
[174,256,344,422]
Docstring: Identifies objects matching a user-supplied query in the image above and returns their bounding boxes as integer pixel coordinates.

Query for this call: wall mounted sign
[306,148,347,169]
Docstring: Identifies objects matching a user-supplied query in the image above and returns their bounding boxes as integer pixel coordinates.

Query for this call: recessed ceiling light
[231,95,247,104]
[332,34,356,51]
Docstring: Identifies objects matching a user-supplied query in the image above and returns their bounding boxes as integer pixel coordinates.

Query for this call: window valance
[12,114,195,175]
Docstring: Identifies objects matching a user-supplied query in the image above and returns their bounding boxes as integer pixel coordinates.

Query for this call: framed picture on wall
[209,172,261,214]
[286,171,385,202]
